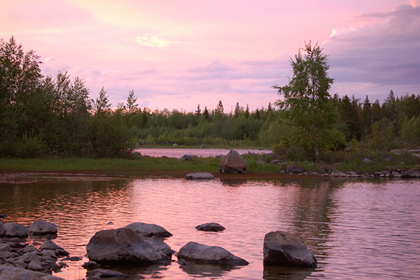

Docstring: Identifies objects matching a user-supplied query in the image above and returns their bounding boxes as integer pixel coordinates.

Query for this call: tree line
[1,37,419,159]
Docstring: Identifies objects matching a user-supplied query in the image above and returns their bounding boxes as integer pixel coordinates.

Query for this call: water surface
[0,176,419,279]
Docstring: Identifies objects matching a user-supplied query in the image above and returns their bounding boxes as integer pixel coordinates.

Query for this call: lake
[134,147,272,158]
[0,175,419,279]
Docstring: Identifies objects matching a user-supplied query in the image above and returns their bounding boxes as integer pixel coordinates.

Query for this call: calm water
[134,147,272,158]
[0,176,419,280]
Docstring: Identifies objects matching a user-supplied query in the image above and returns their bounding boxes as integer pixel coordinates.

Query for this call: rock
[0,243,11,251]
[185,172,215,180]
[269,159,282,165]
[329,170,349,177]
[177,242,248,266]
[0,222,5,236]
[124,222,172,237]
[86,228,170,264]
[87,269,126,279]
[220,150,247,174]
[4,222,28,238]
[82,260,98,269]
[179,154,195,161]
[20,252,41,263]
[29,220,57,235]
[363,158,372,163]
[403,168,420,178]
[0,214,7,220]
[145,236,174,257]
[196,223,225,232]
[0,265,64,279]
[40,240,69,256]
[257,157,265,164]
[28,260,43,271]
[199,144,205,149]
[263,231,317,268]
[284,164,305,174]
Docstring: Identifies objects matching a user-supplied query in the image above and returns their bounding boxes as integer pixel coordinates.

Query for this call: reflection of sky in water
[0,178,419,279]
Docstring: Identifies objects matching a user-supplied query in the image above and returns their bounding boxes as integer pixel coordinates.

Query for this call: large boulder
[196,222,225,232]
[124,222,172,237]
[263,231,317,268]
[86,228,170,264]
[0,265,63,280]
[177,242,248,266]
[4,222,28,238]
[220,150,247,174]
[29,220,57,235]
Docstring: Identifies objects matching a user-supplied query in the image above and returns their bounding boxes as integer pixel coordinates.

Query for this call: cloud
[136,34,187,48]
[323,4,420,100]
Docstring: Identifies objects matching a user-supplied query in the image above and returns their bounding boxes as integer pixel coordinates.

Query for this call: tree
[273,42,342,161]
[93,87,111,115]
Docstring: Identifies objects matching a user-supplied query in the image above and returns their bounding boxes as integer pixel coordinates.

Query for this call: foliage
[273,42,343,161]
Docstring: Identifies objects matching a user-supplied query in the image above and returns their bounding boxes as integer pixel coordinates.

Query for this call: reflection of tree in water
[281,178,345,262]
[262,178,346,280]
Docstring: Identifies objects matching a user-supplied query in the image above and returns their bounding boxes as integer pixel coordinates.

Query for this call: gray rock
[0,222,5,236]
[28,260,43,271]
[196,222,225,232]
[145,236,174,257]
[263,231,317,268]
[0,243,10,251]
[124,222,172,237]
[403,168,420,178]
[284,164,305,174]
[220,150,247,174]
[4,222,28,238]
[177,242,248,266]
[87,268,126,279]
[179,154,196,161]
[0,265,63,279]
[29,220,57,235]
[86,227,170,264]
[329,170,349,177]
[40,240,69,256]
[363,158,372,163]
[185,172,215,180]
[20,252,41,263]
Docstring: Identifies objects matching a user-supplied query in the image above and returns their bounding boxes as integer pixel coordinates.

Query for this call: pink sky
[1,0,419,112]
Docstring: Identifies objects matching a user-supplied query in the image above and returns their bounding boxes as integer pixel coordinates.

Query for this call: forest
[1,37,419,160]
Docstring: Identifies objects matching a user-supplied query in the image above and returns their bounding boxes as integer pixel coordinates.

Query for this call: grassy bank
[0,149,418,180]
[0,156,281,179]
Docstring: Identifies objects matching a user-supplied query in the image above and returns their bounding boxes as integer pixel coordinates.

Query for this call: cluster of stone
[277,163,420,178]
[0,219,75,279]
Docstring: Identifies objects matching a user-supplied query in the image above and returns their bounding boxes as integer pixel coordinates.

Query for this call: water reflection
[0,177,419,279]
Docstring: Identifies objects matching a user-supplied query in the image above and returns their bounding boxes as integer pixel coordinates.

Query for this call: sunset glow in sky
[1,0,419,112]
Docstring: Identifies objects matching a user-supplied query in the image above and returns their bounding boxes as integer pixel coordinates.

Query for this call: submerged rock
[196,222,225,232]
[177,242,248,266]
[263,231,317,268]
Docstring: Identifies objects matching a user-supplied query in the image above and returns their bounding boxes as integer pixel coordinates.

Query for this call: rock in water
[29,220,57,235]
[124,222,172,237]
[196,222,225,232]
[177,242,248,266]
[263,231,317,268]
[86,228,170,264]
[220,150,247,174]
